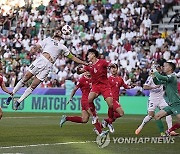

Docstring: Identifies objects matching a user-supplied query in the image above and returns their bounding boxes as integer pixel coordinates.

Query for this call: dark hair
[166,62,176,71]
[87,48,99,58]
[111,64,118,69]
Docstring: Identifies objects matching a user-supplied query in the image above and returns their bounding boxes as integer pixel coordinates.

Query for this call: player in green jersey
[152,62,180,135]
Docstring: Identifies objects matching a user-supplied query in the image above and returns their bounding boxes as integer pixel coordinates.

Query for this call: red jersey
[84,59,110,85]
[77,75,92,100]
[0,74,3,86]
[108,75,129,101]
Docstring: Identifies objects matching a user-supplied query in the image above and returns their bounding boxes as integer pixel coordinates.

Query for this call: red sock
[66,116,83,123]
[113,112,121,121]
[168,123,180,132]
[94,121,102,134]
[104,118,110,123]
[108,107,114,124]
[89,102,97,117]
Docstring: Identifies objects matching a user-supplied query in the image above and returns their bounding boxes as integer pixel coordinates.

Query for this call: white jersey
[39,37,70,62]
[144,76,164,100]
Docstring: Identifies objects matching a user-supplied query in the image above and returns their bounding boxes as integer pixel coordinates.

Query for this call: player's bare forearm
[1,82,12,95]
[30,44,41,53]
[69,86,78,100]
[71,55,88,65]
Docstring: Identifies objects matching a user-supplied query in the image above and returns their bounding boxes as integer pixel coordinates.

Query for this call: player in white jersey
[6,26,87,110]
[135,70,179,136]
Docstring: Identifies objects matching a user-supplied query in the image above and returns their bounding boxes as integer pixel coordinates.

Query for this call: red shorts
[113,100,121,111]
[91,84,112,99]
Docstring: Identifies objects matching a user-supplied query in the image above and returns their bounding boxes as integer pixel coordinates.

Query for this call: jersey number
[29,64,35,70]
[54,42,58,46]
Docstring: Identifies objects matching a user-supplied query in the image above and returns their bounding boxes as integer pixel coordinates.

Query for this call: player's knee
[120,111,124,117]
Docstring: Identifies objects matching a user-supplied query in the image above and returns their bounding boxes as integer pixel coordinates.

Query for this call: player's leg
[6,71,33,105]
[135,111,154,135]
[60,110,90,127]
[0,107,3,120]
[14,77,42,110]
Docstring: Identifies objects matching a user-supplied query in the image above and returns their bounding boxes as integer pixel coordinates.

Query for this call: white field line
[0,141,97,149]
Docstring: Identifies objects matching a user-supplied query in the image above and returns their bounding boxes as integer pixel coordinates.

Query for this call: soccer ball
[61,25,73,35]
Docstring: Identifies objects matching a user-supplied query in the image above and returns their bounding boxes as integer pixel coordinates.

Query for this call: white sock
[17,87,33,103]
[166,115,172,129]
[140,115,152,128]
[13,79,25,94]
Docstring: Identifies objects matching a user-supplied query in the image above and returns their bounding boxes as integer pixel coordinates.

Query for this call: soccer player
[135,66,178,136]
[152,62,180,135]
[60,71,103,135]
[6,26,87,110]
[102,64,130,133]
[78,48,115,132]
[0,61,13,119]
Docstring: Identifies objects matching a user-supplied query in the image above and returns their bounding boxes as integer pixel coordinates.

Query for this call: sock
[108,107,114,124]
[104,118,110,124]
[168,123,180,132]
[156,119,164,133]
[166,115,172,129]
[66,116,83,123]
[113,112,121,121]
[89,103,97,117]
[13,79,25,94]
[140,115,152,128]
[17,87,33,103]
[94,121,102,134]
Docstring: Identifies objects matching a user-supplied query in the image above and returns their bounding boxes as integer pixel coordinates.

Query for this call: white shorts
[28,54,53,81]
[147,98,168,112]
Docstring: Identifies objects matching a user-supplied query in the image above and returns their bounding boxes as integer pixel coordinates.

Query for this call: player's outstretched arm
[69,54,88,66]
[67,86,79,104]
[0,81,12,95]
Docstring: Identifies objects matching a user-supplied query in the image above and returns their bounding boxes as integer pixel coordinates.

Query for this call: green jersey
[153,72,180,106]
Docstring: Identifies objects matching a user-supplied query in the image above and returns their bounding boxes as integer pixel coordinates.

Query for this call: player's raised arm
[67,86,79,104]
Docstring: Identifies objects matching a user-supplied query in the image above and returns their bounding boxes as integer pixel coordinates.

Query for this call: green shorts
[163,103,180,115]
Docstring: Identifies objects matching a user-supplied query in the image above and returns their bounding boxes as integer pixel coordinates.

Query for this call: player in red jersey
[78,49,115,133]
[60,71,105,136]
[0,61,13,119]
[102,64,131,132]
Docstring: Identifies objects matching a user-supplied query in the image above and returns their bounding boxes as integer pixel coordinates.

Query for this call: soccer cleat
[60,115,67,127]
[92,116,98,125]
[160,132,166,137]
[102,119,108,128]
[14,101,20,110]
[6,96,13,105]
[165,130,170,136]
[170,131,179,136]
[107,123,115,133]
[135,126,143,135]
[99,130,109,137]
[93,128,99,135]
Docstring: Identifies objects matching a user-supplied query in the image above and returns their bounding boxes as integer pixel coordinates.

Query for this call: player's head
[87,49,99,62]
[110,64,118,75]
[163,62,176,74]
[53,26,62,39]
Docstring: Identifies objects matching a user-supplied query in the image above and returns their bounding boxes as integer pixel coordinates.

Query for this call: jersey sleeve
[84,65,90,72]
[102,59,111,67]
[59,44,71,57]
[154,72,174,82]
[153,77,166,85]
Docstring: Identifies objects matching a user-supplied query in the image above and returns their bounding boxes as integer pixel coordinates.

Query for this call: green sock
[156,120,164,133]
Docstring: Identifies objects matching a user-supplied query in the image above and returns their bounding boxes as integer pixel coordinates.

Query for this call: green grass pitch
[0,112,179,154]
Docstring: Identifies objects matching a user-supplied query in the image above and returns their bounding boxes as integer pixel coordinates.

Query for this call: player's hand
[66,99,72,105]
